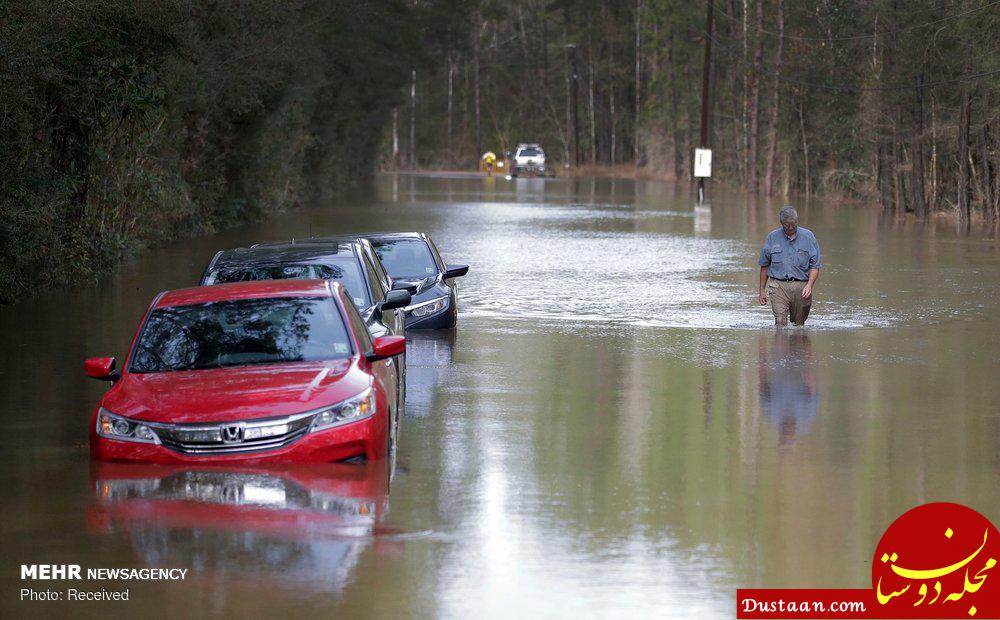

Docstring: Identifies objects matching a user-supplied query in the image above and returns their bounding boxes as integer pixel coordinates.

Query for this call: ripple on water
[428,200,984,331]
[453,228,899,330]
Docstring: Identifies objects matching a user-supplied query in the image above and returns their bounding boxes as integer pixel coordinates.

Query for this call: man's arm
[759,266,769,305]
[804,234,821,298]
[802,268,819,298]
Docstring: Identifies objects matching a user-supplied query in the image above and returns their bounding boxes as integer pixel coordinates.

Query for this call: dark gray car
[262,232,469,329]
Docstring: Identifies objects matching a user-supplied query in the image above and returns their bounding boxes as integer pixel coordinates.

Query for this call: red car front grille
[152,415,314,455]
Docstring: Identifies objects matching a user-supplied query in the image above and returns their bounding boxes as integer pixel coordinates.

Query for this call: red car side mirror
[85,357,120,381]
[366,336,405,362]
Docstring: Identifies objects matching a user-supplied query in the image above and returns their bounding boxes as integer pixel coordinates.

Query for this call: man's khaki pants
[766,278,812,326]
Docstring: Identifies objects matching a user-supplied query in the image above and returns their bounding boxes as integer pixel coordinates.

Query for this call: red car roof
[155,279,335,308]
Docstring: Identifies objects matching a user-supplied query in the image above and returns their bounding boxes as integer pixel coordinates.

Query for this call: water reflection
[694,203,712,236]
[758,333,819,444]
[405,331,456,418]
[87,462,393,592]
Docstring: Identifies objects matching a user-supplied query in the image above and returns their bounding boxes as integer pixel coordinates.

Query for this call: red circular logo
[873,502,999,618]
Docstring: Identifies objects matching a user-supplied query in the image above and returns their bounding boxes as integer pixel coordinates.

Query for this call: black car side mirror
[380,289,411,311]
[391,280,418,294]
[444,264,469,279]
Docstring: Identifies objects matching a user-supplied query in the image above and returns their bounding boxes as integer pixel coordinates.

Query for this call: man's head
[779,206,798,237]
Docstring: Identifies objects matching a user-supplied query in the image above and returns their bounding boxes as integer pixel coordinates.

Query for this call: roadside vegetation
[0,0,431,303]
[3,1,996,303]
[387,0,999,221]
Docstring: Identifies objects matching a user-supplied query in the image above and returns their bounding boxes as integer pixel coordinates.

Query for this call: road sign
[694,148,712,178]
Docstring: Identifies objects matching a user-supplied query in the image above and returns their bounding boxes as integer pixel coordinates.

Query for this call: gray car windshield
[130,297,353,373]
[205,261,371,308]
[371,239,438,278]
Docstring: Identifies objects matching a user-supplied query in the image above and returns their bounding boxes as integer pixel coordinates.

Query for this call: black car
[268,232,469,329]
[200,239,410,342]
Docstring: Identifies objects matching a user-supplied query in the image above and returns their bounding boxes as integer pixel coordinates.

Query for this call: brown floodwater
[2,173,999,617]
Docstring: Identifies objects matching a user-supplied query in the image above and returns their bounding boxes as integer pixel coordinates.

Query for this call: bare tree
[958,41,972,223]
[634,0,642,164]
[409,69,416,168]
[746,0,763,193]
[447,55,455,153]
[911,72,927,217]
[798,101,810,197]
[763,0,783,196]
[392,108,399,169]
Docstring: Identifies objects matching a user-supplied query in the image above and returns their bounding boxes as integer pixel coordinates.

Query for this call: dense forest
[0,0,438,302]
[1,1,997,302]
[392,0,999,221]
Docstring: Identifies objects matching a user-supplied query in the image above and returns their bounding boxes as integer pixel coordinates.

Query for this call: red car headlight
[97,408,160,444]
[310,387,376,432]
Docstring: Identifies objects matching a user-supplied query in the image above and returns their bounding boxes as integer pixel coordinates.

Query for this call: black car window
[205,264,333,285]
[426,237,446,271]
[206,260,371,309]
[370,239,438,279]
[367,247,393,291]
[341,294,373,352]
[360,253,385,305]
[129,297,352,373]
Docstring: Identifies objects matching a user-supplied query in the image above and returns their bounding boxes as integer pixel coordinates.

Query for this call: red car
[85,279,405,464]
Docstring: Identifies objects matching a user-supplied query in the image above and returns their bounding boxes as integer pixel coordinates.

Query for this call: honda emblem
[221,425,243,443]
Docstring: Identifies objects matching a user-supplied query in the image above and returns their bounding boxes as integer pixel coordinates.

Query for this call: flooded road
[3,173,999,617]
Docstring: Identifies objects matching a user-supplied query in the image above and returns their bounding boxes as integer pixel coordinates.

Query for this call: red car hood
[102,359,368,424]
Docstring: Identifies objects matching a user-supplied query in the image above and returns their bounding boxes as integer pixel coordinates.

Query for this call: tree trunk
[409,69,416,168]
[462,59,469,138]
[634,0,642,165]
[982,121,994,219]
[877,138,894,212]
[610,42,616,165]
[474,19,482,157]
[798,102,810,197]
[391,108,399,169]
[589,40,597,164]
[725,0,742,184]
[742,0,750,182]
[542,11,548,89]
[994,126,1000,222]
[447,56,455,153]
[747,0,763,193]
[875,15,894,213]
[563,19,572,165]
[911,73,926,218]
[893,105,907,212]
[764,0,784,196]
[570,42,580,166]
[957,41,972,223]
[782,150,790,196]
[669,36,682,179]
[930,93,938,211]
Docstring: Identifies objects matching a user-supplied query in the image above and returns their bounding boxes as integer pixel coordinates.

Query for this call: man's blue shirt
[758,227,822,281]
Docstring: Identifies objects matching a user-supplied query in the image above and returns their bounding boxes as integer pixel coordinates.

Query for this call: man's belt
[771,277,806,282]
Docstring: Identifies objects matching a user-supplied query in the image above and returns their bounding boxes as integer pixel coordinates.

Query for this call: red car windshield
[129,297,353,373]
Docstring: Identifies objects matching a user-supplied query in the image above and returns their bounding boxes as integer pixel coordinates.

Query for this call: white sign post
[694,148,712,204]
[694,148,712,178]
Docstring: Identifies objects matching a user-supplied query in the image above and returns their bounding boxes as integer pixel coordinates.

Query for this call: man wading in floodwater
[758,206,822,326]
